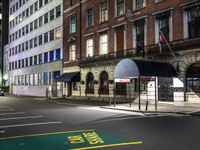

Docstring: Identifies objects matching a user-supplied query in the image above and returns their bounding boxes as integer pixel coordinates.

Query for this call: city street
[0,96,200,150]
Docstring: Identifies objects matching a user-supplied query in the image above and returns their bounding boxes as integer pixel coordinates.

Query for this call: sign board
[115,78,131,83]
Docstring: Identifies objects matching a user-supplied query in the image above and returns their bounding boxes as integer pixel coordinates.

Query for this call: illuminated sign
[115,78,131,83]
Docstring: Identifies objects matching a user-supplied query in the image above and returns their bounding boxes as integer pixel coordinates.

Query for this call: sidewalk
[101,102,200,116]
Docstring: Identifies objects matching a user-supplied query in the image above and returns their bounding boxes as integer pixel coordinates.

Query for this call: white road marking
[0,112,25,116]
[0,121,63,129]
[0,116,44,121]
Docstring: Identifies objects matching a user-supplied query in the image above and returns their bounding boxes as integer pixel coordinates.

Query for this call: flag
[158,31,165,54]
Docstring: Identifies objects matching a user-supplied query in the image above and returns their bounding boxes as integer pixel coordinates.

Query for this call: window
[44,0,48,5]
[26,24,29,34]
[135,22,145,55]
[39,0,43,8]
[34,1,38,11]
[21,75,25,85]
[26,8,29,17]
[158,16,169,42]
[70,16,76,33]
[44,52,48,63]
[100,0,108,22]
[34,19,38,29]
[22,43,25,51]
[186,7,200,39]
[26,41,29,50]
[39,34,43,45]
[70,45,76,61]
[99,71,109,94]
[56,49,61,60]
[39,73,43,85]
[87,8,94,27]
[50,50,54,62]
[55,27,62,39]
[39,16,43,27]
[34,37,38,47]
[22,27,25,35]
[30,39,33,49]
[56,5,61,17]
[44,12,49,24]
[25,75,29,85]
[99,34,108,54]
[30,22,33,32]
[86,72,94,94]
[34,55,38,65]
[86,38,94,57]
[116,0,124,16]
[50,9,54,21]
[70,0,75,6]
[39,54,43,64]
[29,57,33,66]
[25,58,28,66]
[44,32,48,43]
[135,0,146,9]
[43,72,48,85]
[49,30,54,41]
[29,74,33,85]
[34,74,38,85]
[30,5,33,15]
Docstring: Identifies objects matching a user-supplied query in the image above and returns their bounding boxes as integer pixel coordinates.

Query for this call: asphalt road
[0,96,200,150]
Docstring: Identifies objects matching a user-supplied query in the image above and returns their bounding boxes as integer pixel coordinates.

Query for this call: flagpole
[159,30,178,61]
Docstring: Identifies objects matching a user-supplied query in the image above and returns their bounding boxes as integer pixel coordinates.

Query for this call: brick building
[62,0,200,104]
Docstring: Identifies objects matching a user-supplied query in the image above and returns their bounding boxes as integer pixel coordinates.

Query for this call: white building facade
[8,0,63,97]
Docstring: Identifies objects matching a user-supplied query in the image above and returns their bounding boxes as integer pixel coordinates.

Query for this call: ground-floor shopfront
[60,50,200,105]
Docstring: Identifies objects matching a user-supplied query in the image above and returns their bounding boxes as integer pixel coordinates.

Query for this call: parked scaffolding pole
[155,77,157,111]
[139,76,141,110]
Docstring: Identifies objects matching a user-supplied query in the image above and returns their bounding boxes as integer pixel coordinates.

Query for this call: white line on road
[0,121,63,129]
[0,116,44,121]
[0,112,25,116]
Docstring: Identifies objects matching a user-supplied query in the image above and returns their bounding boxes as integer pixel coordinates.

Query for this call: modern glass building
[8,0,63,97]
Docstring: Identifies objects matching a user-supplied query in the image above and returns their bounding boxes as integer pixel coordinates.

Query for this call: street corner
[0,129,142,150]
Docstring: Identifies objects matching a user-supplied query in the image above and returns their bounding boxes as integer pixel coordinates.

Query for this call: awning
[114,59,177,78]
[57,72,80,82]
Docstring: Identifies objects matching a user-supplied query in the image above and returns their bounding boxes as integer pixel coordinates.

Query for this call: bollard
[145,101,149,111]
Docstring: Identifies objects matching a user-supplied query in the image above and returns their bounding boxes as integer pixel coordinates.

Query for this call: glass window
[39,54,43,64]
[100,0,108,22]
[30,74,33,85]
[87,8,94,27]
[135,22,145,55]
[99,71,109,94]
[44,0,48,5]
[70,16,76,33]
[56,49,61,60]
[158,16,169,41]
[55,27,61,39]
[86,38,94,57]
[50,50,54,62]
[25,75,29,85]
[34,74,38,86]
[116,0,124,16]
[135,0,146,9]
[70,45,76,61]
[39,0,43,8]
[44,32,48,43]
[30,39,33,49]
[99,34,108,55]
[49,30,54,41]
[43,72,48,85]
[21,75,25,85]
[30,5,33,15]
[44,52,48,63]
[25,58,28,66]
[30,22,33,32]
[29,57,33,66]
[50,9,54,21]
[34,1,38,11]
[34,37,38,47]
[187,7,200,38]
[39,16,43,27]
[39,73,43,85]
[34,55,38,65]
[26,41,29,50]
[39,34,43,45]
[86,72,94,93]
[34,19,38,29]
[26,24,29,34]
[44,12,49,24]
[56,5,61,17]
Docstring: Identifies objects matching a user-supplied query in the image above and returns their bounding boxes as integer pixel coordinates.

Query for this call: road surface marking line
[0,116,44,121]
[0,121,63,129]
[70,141,143,150]
[0,112,25,116]
[0,129,95,140]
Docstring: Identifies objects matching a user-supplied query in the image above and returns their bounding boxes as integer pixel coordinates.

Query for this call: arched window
[99,71,109,94]
[86,72,94,94]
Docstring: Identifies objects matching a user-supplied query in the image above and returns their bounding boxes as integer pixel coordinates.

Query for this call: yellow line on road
[70,141,143,150]
[0,129,95,140]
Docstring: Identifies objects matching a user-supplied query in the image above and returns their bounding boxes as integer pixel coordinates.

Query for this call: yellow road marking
[70,141,143,150]
[0,129,95,140]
